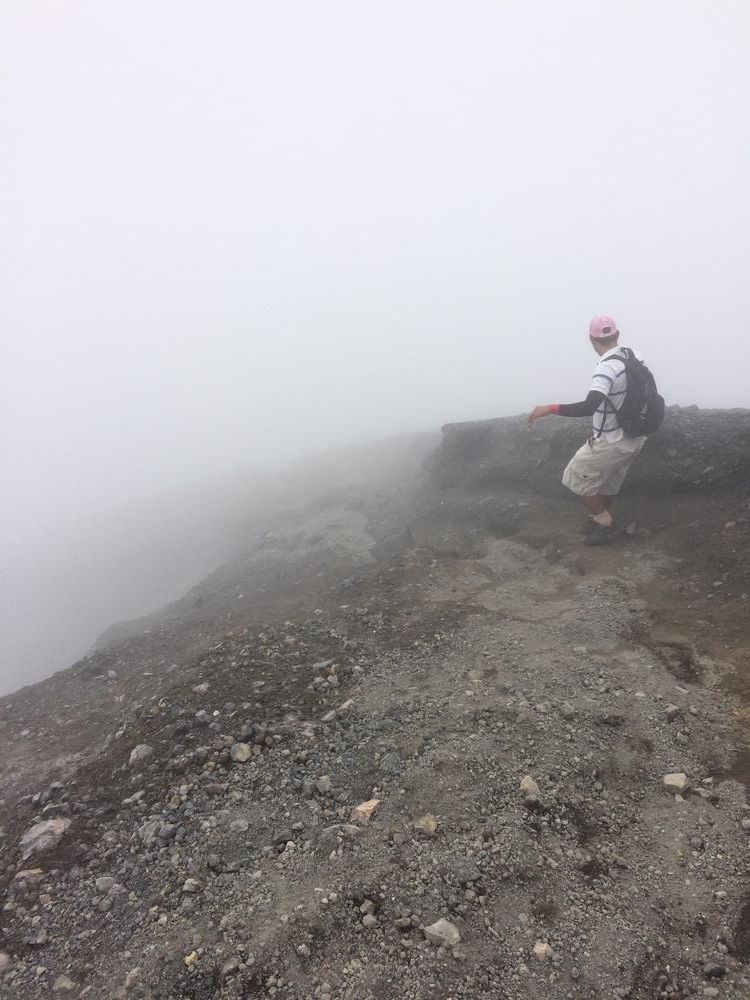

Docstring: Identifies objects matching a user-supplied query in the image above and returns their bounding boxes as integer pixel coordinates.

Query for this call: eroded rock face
[432,407,750,495]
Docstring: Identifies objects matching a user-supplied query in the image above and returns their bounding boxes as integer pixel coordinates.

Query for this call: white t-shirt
[589,345,642,443]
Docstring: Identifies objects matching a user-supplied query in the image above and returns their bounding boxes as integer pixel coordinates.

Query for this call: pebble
[362,914,378,929]
[519,776,540,798]
[423,918,460,947]
[230,743,252,763]
[221,957,241,977]
[414,814,438,837]
[703,963,726,979]
[663,772,690,794]
[350,799,380,824]
[533,941,552,961]
[19,818,71,860]
[181,879,202,894]
[703,962,727,979]
[14,868,45,884]
[316,775,333,795]
[560,702,576,720]
[52,976,77,992]
[128,745,154,766]
[0,952,11,974]
[664,704,680,722]
[95,877,115,893]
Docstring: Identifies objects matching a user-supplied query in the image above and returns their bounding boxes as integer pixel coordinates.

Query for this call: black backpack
[609,348,665,437]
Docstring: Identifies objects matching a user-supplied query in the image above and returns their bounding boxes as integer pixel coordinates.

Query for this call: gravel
[2,411,750,999]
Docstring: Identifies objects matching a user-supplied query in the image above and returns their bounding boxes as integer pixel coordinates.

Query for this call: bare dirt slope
[1,410,750,1000]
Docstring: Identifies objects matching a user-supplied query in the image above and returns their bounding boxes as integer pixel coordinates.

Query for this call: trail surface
[1,411,750,999]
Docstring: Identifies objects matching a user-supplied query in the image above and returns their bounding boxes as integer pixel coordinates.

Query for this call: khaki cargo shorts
[562,436,646,497]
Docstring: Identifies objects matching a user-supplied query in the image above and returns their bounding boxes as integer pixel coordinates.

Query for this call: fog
[2,1,749,694]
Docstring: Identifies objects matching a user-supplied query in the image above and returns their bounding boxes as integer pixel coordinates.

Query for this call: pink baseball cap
[589,314,619,339]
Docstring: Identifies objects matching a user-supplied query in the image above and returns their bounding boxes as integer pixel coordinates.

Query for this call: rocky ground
[1,409,750,1000]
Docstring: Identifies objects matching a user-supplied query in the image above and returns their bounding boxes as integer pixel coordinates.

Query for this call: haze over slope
[2,1,749,690]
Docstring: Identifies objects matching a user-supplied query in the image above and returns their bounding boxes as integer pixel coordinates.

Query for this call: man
[528,314,647,531]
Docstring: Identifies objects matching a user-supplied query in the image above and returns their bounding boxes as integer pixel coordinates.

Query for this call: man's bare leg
[580,494,613,527]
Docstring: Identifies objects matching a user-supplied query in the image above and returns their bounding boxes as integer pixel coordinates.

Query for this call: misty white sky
[2,0,750,549]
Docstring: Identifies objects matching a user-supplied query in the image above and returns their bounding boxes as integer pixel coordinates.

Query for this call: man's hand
[528,404,553,425]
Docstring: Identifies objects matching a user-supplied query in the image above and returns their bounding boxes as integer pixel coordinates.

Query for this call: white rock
[52,976,76,993]
[192,683,209,695]
[519,775,540,798]
[414,814,439,837]
[129,745,154,766]
[14,868,45,884]
[230,743,252,763]
[138,820,161,847]
[0,951,11,974]
[95,876,115,893]
[350,799,380,824]
[533,941,552,961]
[316,775,333,795]
[663,772,690,794]
[19,818,71,860]
[423,917,461,947]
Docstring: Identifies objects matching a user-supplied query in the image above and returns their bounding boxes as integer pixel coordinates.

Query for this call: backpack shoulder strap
[604,347,631,364]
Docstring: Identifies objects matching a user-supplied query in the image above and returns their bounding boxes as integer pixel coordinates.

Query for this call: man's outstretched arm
[528,390,605,424]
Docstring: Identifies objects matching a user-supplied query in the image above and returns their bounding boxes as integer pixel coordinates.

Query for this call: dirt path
[1,462,750,998]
